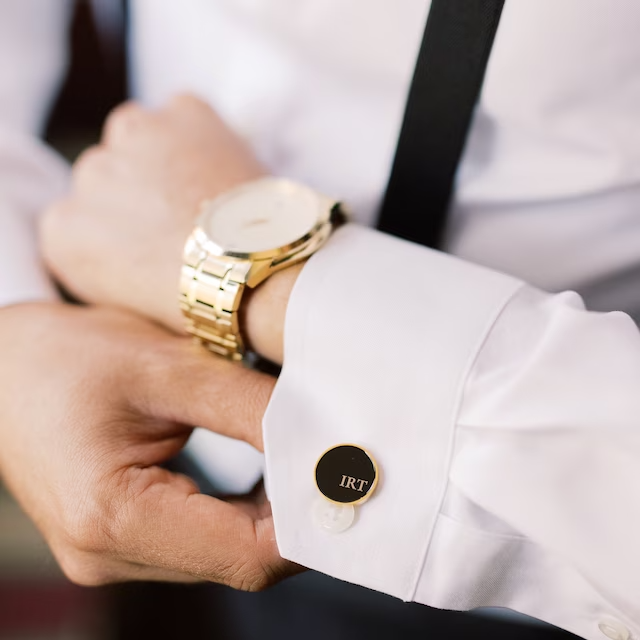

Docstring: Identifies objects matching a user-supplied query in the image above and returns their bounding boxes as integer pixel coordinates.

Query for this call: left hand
[41,94,266,335]
[0,302,293,588]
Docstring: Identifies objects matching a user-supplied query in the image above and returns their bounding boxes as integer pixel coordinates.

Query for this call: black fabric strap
[377,0,505,249]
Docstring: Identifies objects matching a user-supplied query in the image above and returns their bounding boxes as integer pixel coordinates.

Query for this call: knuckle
[226,559,271,592]
[226,522,290,592]
[56,549,115,587]
[223,536,282,593]
[62,500,115,557]
[166,93,216,123]
[103,101,147,146]
[134,336,176,383]
[63,519,103,556]
[129,345,179,413]
[72,146,106,183]
[167,92,205,111]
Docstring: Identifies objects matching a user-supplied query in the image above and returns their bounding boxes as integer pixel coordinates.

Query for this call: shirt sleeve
[0,0,72,308]
[263,223,640,640]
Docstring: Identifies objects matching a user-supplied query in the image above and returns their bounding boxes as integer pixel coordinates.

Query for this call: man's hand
[41,94,265,333]
[0,302,291,588]
[41,95,296,364]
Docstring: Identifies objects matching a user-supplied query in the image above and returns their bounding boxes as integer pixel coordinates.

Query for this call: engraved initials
[340,475,370,492]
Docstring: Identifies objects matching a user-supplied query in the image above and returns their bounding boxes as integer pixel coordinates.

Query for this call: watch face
[203,178,323,254]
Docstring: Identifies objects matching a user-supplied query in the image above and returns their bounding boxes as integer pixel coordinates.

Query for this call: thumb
[132,336,274,451]
[111,465,291,589]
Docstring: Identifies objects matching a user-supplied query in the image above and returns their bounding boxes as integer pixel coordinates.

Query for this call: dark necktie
[377,0,506,249]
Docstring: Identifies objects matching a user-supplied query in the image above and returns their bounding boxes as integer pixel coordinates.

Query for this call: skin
[0,302,293,588]
[1,95,307,587]
[41,94,299,365]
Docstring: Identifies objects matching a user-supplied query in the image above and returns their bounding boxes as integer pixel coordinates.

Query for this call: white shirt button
[312,497,355,533]
[598,618,630,640]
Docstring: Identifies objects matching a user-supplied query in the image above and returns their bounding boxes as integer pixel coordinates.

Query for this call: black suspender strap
[377,0,506,249]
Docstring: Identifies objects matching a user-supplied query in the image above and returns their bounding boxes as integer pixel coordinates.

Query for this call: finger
[132,336,274,452]
[161,92,262,170]
[109,465,291,589]
[102,101,170,154]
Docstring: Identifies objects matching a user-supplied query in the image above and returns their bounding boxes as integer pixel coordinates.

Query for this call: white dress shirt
[3,2,640,639]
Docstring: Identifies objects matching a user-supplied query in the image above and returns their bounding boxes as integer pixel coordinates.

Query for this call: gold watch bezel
[179,177,343,361]
[193,177,334,264]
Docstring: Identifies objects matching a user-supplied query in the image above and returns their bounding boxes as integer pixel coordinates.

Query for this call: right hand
[0,302,292,588]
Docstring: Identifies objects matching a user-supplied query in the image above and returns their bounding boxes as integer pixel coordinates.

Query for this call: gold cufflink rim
[314,443,379,507]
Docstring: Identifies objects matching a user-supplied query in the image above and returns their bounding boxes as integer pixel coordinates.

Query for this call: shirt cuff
[263,223,522,599]
[0,129,69,307]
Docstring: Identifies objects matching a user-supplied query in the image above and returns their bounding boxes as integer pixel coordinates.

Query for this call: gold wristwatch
[179,177,342,360]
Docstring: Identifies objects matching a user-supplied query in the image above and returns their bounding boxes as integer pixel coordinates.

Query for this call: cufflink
[313,444,379,533]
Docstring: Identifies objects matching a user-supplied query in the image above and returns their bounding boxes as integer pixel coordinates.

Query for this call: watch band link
[179,234,249,360]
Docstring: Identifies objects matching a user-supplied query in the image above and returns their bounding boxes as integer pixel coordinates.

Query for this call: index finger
[131,336,274,452]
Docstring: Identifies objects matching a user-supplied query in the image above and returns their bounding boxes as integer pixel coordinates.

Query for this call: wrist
[242,262,303,366]
[177,177,335,363]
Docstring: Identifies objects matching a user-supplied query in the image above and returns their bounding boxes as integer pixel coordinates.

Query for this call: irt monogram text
[339,475,369,492]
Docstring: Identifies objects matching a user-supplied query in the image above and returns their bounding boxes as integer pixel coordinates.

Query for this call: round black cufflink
[313,444,379,533]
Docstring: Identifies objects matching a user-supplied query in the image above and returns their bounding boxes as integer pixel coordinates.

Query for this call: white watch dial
[203,179,323,254]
